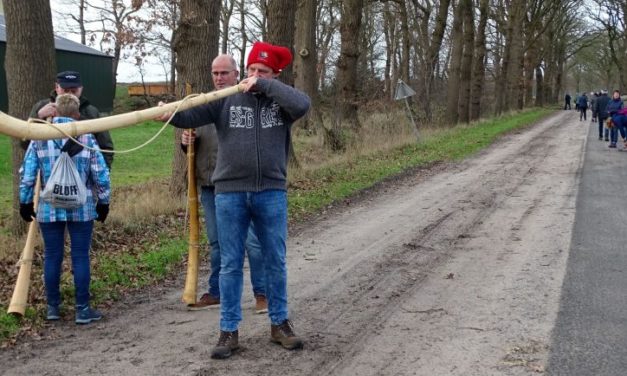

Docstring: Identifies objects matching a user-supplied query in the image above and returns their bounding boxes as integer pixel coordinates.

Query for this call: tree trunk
[336,0,364,135]
[446,0,464,125]
[399,0,410,83]
[170,0,221,198]
[505,0,526,110]
[294,0,322,134]
[470,0,488,121]
[238,0,247,80]
[457,0,474,123]
[266,0,298,167]
[221,0,235,54]
[79,0,87,45]
[418,0,450,123]
[3,0,56,235]
[382,3,396,99]
[266,0,296,86]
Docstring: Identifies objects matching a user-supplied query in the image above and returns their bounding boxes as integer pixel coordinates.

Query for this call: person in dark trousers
[608,90,626,149]
[564,93,571,110]
[595,90,611,141]
[27,71,114,169]
[157,42,310,359]
[577,92,588,121]
[590,92,598,122]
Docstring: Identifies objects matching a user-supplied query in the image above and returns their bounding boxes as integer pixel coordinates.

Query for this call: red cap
[246,41,293,73]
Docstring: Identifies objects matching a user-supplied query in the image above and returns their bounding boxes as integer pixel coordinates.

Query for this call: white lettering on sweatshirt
[229,106,254,128]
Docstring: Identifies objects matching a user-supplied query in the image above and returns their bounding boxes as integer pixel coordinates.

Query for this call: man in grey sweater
[181,54,268,315]
[158,42,310,359]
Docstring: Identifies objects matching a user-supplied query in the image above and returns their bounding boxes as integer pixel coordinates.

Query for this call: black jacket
[25,91,114,169]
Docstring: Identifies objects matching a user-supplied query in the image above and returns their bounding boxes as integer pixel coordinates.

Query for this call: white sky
[50,0,166,83]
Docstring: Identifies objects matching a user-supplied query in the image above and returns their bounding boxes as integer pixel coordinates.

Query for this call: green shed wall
[0,44,114,115]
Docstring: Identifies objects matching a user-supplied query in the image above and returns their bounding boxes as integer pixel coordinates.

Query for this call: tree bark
[294,0,322,134]
[266,0,296,85]
[457,0,474,123]
[415,0,450,123]
[336,0,364,134]
[382,3,396,99]
[470,0,489,121]
[446,0,464,124]
[266,0,298,167]
[3,0,56,235]
[170,0,221,198]
[505,0,526,110]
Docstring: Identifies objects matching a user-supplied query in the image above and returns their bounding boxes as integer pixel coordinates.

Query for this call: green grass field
[0,120,173,219]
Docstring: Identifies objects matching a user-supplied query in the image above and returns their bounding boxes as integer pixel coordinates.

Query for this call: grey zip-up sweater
[171,78,310,193]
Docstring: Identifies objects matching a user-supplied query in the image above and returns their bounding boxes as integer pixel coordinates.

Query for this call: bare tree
[266,0,296,85]
[81,0,145,92]
[3,0,56,234]
[336,0,364,133]
[221,0,236,53]
[136,0,180,94]
[382,2,398,98]
[412,0,451,122]
[316,0,340,90]
[294,0,323,133]
[590,0,627,91]
[169,0,221,197]
[457,0,474,123]
[470,0,489,120]
[446,0,464,124]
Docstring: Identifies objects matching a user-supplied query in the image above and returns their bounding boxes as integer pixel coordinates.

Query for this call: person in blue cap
[26,70,115,169]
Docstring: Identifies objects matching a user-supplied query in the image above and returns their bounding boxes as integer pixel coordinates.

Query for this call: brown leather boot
[210,330,239,359]
[270,319,303,350]
[255,295,268,314]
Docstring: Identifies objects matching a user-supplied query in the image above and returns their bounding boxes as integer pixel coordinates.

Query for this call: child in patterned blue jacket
[19,93,110,324]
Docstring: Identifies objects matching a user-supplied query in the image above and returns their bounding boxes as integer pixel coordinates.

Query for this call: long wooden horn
[8,174,42,316]
[0,84,243,140]
[182,130,200,305]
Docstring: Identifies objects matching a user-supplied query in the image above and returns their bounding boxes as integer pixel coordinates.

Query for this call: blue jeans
[215,190,288,331]
[611,115,627,144]
[39,221,94,308]
[200,186,265,299]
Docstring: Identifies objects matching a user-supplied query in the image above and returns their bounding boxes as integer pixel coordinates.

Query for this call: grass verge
[288,108,553,218]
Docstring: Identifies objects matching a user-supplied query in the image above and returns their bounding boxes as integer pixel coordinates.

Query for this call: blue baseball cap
[56,71,82,88]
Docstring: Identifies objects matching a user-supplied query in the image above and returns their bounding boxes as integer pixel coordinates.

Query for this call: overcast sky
[49,0,166,83]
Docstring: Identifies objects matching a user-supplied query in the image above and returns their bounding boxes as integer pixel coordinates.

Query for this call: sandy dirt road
[0,110,587,376]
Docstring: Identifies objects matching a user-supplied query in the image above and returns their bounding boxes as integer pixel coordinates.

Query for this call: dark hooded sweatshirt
[170,78,310,194]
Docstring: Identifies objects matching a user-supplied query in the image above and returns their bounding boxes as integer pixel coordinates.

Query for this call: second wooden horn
[7,174,42,316]
[182,130,200,305]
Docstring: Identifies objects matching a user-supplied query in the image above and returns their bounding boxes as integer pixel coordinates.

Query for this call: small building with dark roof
[0,15,114,114]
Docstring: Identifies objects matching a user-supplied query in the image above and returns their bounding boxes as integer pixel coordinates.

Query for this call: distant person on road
[577,92,588,121]
[181,54,268,315]
[157,42,310,359]
[19,93,110,324]
[564,93,571,110]
[590,92,598,123]
[26,71,114,170]
[595,90,610,141]
[606,90,625,148]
